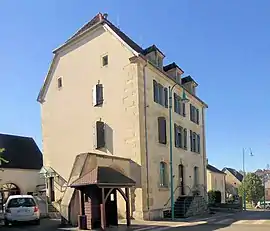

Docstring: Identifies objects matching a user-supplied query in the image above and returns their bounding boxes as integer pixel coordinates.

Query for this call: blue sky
[0,0,269,172]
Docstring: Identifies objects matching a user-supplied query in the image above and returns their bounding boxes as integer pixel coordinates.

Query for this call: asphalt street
[2,210,270,230]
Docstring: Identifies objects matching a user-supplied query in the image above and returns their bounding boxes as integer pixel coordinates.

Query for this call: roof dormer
[143,45,165,69]
[181,75,198,95]
[163,62,184,84]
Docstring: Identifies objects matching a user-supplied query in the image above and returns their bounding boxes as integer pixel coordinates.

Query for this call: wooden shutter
[179,126,183,148]
[96,121,105,149]
[158,117,166,144]
[182,102,186,117]
[184,128,187,149]
[174,93,177,113]
[190,130,193,152]
[174,123,179,147]
[92,85,97,106]
[153,80,158,102]
[196,108,199,124]
[197,134,200,153]
[190,104,193,121]
[164,88,168,108]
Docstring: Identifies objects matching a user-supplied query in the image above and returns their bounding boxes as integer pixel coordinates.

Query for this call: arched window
[160,162,167,187]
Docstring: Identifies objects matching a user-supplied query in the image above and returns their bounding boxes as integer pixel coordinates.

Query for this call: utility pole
[263,164,269,210]
[242,148,253,210]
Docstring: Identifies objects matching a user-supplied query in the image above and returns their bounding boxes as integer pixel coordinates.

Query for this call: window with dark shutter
[96,121,105,149]
[174,93,177,113]
[192,132,196,152]
[164,88,168,108]
[174,124,179,147]
[158,117,167,144]
[158,84,164,105]
[190,104,193,121]
[178,126,183,148]
[197,134,200,153]
[153,80,158,103]
[184,128,187,149]
[190,130,193,152]
[182,102,186,117]
[196,109,199,124]
[96,84,103,105]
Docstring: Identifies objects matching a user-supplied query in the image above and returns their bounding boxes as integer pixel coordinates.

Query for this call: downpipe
[142,62,150,220]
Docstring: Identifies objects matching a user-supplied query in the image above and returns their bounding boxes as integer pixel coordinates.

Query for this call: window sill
[159,186,169,191]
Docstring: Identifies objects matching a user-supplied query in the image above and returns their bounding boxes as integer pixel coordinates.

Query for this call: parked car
[4,195,40,226]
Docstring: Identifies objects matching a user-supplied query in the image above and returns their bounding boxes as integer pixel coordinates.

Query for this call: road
[2,210,270,230]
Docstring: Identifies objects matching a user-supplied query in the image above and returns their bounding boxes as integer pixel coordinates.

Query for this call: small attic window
[102,55,108,66]
[57,77,63,89]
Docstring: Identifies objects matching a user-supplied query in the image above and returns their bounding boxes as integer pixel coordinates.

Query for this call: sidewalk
[119,211,235,227]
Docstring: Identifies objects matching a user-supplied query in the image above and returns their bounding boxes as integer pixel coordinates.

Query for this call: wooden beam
[101,188,106,230]
[79,190,85,215]
[125,188,131,226]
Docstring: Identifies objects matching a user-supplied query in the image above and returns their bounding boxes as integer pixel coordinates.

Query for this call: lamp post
[242,148,253,210]
[168,84,189,220]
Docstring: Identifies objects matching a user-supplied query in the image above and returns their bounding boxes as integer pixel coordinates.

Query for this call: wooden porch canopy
[70,166,135,230]
[70,166,135,188]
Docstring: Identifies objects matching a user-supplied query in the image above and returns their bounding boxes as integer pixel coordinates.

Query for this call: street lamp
[168,84,189,220]
[242,148,253,210]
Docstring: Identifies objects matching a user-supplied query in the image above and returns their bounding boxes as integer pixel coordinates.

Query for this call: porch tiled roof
[70,166,135,188]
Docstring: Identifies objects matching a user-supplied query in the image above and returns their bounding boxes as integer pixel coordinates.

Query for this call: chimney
[103,13,108,19]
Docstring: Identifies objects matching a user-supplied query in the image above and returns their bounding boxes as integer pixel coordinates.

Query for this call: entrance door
[178,165,184,195]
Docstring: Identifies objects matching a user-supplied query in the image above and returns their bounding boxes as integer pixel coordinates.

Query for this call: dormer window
[163,62,184,83]
[143,45,165,69]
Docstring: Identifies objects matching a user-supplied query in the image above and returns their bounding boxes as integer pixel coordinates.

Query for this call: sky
[0,0,269,172]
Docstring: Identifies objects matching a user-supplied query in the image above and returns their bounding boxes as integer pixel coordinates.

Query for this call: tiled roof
[181,75,198,85]
[207,164,225,174]
[163,62,184,73]
[65,12,144,54]
[0,133,43,170]
[222,167,243,182]
[70,166,135,187]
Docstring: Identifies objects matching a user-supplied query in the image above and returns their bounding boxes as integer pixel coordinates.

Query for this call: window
[194,166,199,186]
[190,104,199,124]
[102,55,108,66]
[158,83,164,106]
[197,134,200,153]
[190,130,200,153]
[153,80,167,108]
[174,124,182,148]
[174,93,186,116]
[57,77,62,89]
[160,162,167,187]
[96,121,105,149]
[164,88,168,108]
[93,84,103,106]
[183,128,187,149]
[158,117,167,144]
[153,80,159,103]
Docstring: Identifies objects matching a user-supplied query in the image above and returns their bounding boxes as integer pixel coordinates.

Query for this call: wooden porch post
[100,188,106,230]
[79,190,85,215]
[125,188,131,226]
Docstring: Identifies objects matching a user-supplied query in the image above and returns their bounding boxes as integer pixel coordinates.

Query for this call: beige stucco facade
[207,169,226,203]
[223,169,242,196]
[39,17,207,221]
[0,168,45,195]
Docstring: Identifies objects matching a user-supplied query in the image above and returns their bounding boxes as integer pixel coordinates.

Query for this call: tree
[239,172,264,204]
[0,148,8,165]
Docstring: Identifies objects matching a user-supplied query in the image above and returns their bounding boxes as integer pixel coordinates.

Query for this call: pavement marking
[133,226,157,231]
[253,220,267,224]
[215,218,234,224]
[233,220,246,225]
